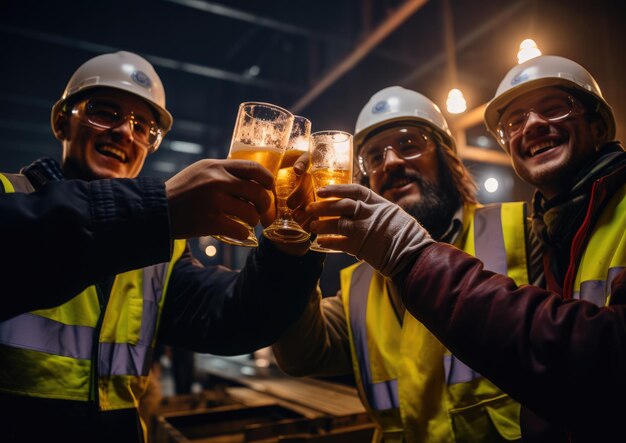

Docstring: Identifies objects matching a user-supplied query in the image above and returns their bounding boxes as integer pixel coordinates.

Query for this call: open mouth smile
[389,177,414,189]
[96,145,129,163]
[526,137,566,157]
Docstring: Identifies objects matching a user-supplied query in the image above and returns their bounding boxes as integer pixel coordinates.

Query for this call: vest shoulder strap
[0,173,36,194]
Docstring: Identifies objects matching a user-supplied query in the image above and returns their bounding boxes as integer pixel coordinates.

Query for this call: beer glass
[309,130,353,253]
[263,116,312,244]
[214,102,294,247]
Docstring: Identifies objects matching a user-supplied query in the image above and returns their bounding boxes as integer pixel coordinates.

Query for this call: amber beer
[275,149,307,215]
[229,141,284,175]
[311,168,352,222]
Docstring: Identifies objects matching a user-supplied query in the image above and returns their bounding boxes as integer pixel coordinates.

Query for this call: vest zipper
[90,282,107,410]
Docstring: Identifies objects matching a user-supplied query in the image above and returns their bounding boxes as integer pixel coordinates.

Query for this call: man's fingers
[223,159,276,190]
[293,152,310,175]
[315,183,371,200]
[213,217,252,241]
[310,218,341,235]
[287,173,314,209]
[260,191,277,228]
[305,199,356,218]
[225,181,273,216]
[222,195,261,228]
[292,208,315,231]
[314,236,353,255]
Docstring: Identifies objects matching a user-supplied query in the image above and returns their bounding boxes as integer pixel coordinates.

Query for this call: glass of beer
[213,102,294,247]
[309,130,353,253]
[263,116,312,244]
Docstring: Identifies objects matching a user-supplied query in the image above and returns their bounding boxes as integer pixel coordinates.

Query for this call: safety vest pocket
[126,296,143,345]
[449,394,521,442]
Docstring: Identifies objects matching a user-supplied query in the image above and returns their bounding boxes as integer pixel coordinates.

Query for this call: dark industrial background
[2,0,624,293]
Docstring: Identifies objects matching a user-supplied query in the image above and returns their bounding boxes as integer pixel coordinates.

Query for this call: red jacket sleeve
[399,242,626,434]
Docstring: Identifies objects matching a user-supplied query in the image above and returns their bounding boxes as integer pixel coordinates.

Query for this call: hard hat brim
[354,116,456,154]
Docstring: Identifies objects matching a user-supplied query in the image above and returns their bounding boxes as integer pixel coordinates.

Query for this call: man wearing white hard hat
[0,51,324,442]
[303,57,626,441]
[273,86,541,442]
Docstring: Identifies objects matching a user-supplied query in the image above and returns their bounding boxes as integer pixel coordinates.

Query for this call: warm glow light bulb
[205,245,217,257]
[517,39,542,64]
[484,177,499,193]
[446,88,467,114]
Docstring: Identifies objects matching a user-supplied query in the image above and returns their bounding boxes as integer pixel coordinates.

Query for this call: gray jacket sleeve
[273,289,354,377]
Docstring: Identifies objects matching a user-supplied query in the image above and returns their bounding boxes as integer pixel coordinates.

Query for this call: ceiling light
[205,245,217,257]
[168,140,203,154]
[484,177,499,193]
[245,65,261,77]
[517,39,541,64]
[446,88,467,114]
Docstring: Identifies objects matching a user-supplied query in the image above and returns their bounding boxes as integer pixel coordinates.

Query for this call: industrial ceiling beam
[400,0,527,85]
[0,24,301,93]
[291,0,428,113]
[164,0,422,67]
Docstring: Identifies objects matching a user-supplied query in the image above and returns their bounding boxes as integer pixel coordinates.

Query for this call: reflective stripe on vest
[349,264,400,411]
[473,204,507,276]
[0,173,35,194]
[0,261,169,377]
[443,354,480,385]
[572,182,626,306]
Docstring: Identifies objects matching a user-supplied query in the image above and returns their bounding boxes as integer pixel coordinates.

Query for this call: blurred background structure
[2,0,624,289]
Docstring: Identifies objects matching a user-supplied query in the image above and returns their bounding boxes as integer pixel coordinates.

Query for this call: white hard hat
[51,51,173,134]
[484,55,615,150]
[354,86,455,153]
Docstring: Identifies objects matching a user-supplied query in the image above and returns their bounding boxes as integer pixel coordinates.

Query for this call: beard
[380,169,460,239]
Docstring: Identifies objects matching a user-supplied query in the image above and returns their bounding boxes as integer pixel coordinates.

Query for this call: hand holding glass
[213,102,294,247]
[263,116,312,244]
[309,130,353,253]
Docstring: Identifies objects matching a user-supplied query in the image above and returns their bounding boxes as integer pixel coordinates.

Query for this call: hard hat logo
[354,86,455,153]
[131,71,152,89]
[372,100,390,114]
[511,72,530,86]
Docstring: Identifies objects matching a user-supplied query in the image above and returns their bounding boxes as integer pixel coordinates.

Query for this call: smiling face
[361,124,460,237]
[364,125,440,207]
[55,89,157,180]
[501,87,606,199]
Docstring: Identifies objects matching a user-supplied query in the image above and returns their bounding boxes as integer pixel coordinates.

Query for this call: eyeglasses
[497,95,581,143]
[72,99,164,152]
[358,127,435,176]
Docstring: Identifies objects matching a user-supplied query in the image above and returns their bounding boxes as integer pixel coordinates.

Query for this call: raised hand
[166,159,274,240]
[305,184,434,277]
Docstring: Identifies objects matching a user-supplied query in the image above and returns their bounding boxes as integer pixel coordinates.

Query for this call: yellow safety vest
[572,182,626,306]
[341,203,529,442]
[0,173,185,434]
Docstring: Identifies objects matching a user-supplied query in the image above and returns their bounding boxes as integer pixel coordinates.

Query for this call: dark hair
[433,132,478,206]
